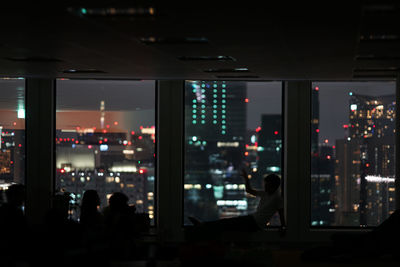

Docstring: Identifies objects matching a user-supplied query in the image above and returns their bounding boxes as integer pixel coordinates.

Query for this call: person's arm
[241,169,263,197]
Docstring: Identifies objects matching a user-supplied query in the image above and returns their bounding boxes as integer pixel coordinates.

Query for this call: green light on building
[222,120,226,124]
[192,120,197,124]
[213,105,217,108]
[192,99,196,103]
[192,89,197,93]
[201,115,205,119]
[222,130,226,135]
[222,110,226,113]
[201,84,205,88]
[213,115,217,119]
[81,8,87,14]
[201,120,205,124]
[192,115,197,119]
[192,110,197,113]
[201,105,205,108]
[222,94,226,98]
[213,110,217,113]
[222,100,226,103]
[192,104,197,108]
[213,100,217,103]
[222,105,226,108]
[189,141,193,145]
[213,89,217,93]
[213,94,217,98]
[213,84,217,88]
[222,84,226,88]
[201,110,205,113]
[222,115,226,119]
[222,89,226,93]
[222,125,226,129]
[213,120,217,124]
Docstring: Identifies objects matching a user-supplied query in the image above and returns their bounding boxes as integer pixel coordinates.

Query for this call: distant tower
[100,100,105,128]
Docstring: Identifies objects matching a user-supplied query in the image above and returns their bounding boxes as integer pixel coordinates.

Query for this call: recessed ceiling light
[140,37,209,45]
[63,69,106,74]
[68,7,156,16]
[4,56,62,62]
[204,68,249,73]
[178,56,236,61]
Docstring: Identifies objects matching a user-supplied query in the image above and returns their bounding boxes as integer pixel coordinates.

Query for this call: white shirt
[251,189,283,229]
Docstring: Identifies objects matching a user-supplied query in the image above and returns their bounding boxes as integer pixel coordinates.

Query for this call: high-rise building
[184,81,247,222]
[335,93,396,226]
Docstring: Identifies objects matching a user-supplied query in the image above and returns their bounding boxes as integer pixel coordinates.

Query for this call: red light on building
[13,122,16,126]
[332,146,336,149]
[88,145,92,149]
[366,163,370,167]
[274,131,278,135]
[103,130,107,133]
[72,138,75,141]
[256,127,261,133]
[114,121,118,125]
[373,125,375,128]
[244,152,249,156]
[139,136,143,140]
[67,138,70,141]
[10,161,13,164]
[99,140,103,144]
[140,126,143,130]
[128,141,132,145]
[75,140,79,144]
[315,86,319,91]
[343,124,349,129]
[254,142,258,147]
[324,139,328,144]
[131,131,135,135]
[246,144,249,148]
[18,144,22,148]
[64,138,67,142]
[106,125,110,128]
[104,138,108,142]
[316,129,320,133]
[60,169,65,173]
[153,139,156,143]
[245,98,249,103]
[139,169,146,174]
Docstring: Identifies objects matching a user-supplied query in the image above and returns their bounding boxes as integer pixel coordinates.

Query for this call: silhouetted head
[5,184,25,207]
[263,174,281,194]
[81,190,100,210]
[109,192,129,212]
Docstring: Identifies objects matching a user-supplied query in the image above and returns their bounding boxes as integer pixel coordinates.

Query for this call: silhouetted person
[188,170,286,236]
[80,190,103,227]
[103,192,138,259]
[0,184,28,265]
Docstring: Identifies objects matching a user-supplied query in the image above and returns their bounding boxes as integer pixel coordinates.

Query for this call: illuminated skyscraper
[335,93,395,226]
[184,81,247,222]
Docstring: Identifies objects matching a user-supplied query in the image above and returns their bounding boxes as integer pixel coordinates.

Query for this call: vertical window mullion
[284,81,311,242]
[156,80,184,240]
[25,78,55,225]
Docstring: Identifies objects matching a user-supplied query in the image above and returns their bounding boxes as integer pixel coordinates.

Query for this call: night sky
[0,79,396,146]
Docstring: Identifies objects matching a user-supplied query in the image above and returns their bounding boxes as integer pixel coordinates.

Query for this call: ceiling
[0,1,399,81]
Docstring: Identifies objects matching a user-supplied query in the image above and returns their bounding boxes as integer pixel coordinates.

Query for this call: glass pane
[184,81,283,227]
[0,78,25,203]
[311,82,396,227]
[55,79,155,223]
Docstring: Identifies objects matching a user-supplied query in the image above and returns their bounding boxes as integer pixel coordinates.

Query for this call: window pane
[55,80,155,222]
[0,78,25,202]
[184,81,282,226]
[311,82,396,227]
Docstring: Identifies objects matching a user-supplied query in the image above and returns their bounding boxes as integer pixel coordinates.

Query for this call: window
[55,79,156,222]
[0,78,25,203]
[184,81,283,227]
[311,82,396,227]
